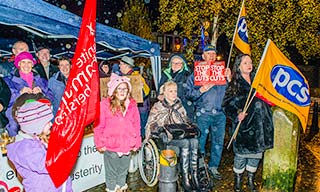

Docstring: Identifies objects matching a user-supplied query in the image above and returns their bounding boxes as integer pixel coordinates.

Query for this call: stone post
[262,107,300,192]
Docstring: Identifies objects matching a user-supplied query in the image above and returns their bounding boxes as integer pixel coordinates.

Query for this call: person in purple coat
[6,100,73,192]
[3,52,53,136]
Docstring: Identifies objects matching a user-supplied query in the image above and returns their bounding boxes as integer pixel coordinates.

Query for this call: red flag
[45,0,99,187]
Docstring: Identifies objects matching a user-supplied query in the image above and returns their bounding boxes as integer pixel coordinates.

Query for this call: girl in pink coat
[94,73,141,192]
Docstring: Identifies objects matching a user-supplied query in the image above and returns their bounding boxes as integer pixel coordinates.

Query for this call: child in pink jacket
[94,73,141,192]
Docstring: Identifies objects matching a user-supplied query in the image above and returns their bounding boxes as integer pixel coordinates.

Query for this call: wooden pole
[226,0,245,69]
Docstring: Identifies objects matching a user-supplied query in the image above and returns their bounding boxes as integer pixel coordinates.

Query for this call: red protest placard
[194,60,226,86]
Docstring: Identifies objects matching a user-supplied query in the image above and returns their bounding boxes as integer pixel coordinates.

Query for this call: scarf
[19,71,34,88]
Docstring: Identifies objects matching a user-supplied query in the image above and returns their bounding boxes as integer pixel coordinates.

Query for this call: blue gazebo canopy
[0,0,161,89]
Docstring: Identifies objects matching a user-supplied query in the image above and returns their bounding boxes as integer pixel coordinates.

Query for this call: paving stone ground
[85,130,320,192]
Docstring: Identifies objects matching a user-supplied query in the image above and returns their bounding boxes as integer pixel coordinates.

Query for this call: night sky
[43,0,158,27]
[0,0,158,58]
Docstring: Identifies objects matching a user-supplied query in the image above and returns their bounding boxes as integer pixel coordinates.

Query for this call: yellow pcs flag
[234,4,251,55]
[252,39,310,131]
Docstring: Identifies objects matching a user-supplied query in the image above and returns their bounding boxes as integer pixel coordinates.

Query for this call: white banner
[0,135,105,191]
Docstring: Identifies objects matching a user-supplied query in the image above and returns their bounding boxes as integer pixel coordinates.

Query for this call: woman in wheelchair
[145,81,200,191]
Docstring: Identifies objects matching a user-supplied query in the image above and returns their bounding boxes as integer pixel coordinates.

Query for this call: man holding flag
[46,0,100,188]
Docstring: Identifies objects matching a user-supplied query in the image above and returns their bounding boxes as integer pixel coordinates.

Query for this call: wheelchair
[138,132,214,191]
[138,138,160,187]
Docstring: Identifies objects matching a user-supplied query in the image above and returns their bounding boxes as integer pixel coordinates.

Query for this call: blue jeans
[197,112,226,168]
[140,111,149,137]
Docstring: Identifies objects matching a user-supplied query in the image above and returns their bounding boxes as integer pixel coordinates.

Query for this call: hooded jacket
[98,61,111,78]
[94,97,141,153]
[159,53,194,120]
[7,132,73,192]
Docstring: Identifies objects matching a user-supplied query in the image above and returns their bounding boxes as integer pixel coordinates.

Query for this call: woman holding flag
[222,54,274,192]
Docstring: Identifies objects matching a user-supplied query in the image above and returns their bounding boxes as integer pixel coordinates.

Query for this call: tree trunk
[210,15,219,47]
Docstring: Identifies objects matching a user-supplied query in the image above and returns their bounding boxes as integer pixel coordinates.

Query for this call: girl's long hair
[110,82,131,115]
[39,131,50,144]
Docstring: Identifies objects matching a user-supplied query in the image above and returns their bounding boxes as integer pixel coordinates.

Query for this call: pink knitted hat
[14,51,37,68]
[107,73,132,96]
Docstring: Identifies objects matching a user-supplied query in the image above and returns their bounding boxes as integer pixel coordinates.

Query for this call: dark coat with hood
[159,53,194,121]
[0,77,11,128]
[98,61,111,78]
[222,68,274,155]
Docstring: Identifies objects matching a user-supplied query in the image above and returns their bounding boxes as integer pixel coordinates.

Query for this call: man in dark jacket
[33,46,59,80]
[0,77,11,133]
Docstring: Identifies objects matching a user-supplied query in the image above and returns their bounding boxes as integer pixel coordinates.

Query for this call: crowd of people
[0,41,274,192]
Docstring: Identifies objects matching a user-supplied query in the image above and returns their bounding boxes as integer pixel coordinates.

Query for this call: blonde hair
[159,81,177,95]
[39,132,50,144]
[110,82,131,114]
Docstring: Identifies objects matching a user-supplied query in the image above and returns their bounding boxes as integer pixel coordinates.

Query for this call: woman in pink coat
[94,73,141,192]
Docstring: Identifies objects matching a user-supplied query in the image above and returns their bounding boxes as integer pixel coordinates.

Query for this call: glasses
[172,62,183,65]
[117,87,128,92]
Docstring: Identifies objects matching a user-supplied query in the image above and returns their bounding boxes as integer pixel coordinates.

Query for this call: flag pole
[227,89,256,149]
[226,0,246,69]
[227,39,271,149]
[252,39,271,77]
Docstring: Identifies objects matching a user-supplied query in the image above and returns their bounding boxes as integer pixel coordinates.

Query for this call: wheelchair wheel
[138,139,160,187]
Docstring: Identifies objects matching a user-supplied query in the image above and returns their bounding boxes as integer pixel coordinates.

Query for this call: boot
[234,173,243,192]
[190,147,200,190]
[180,147,193,191]
[247,172,258,192]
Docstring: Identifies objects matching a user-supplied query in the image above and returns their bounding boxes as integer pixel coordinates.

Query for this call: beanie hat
[16,101,53,135]
[14,51,37,68]
[107,73,132,96]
